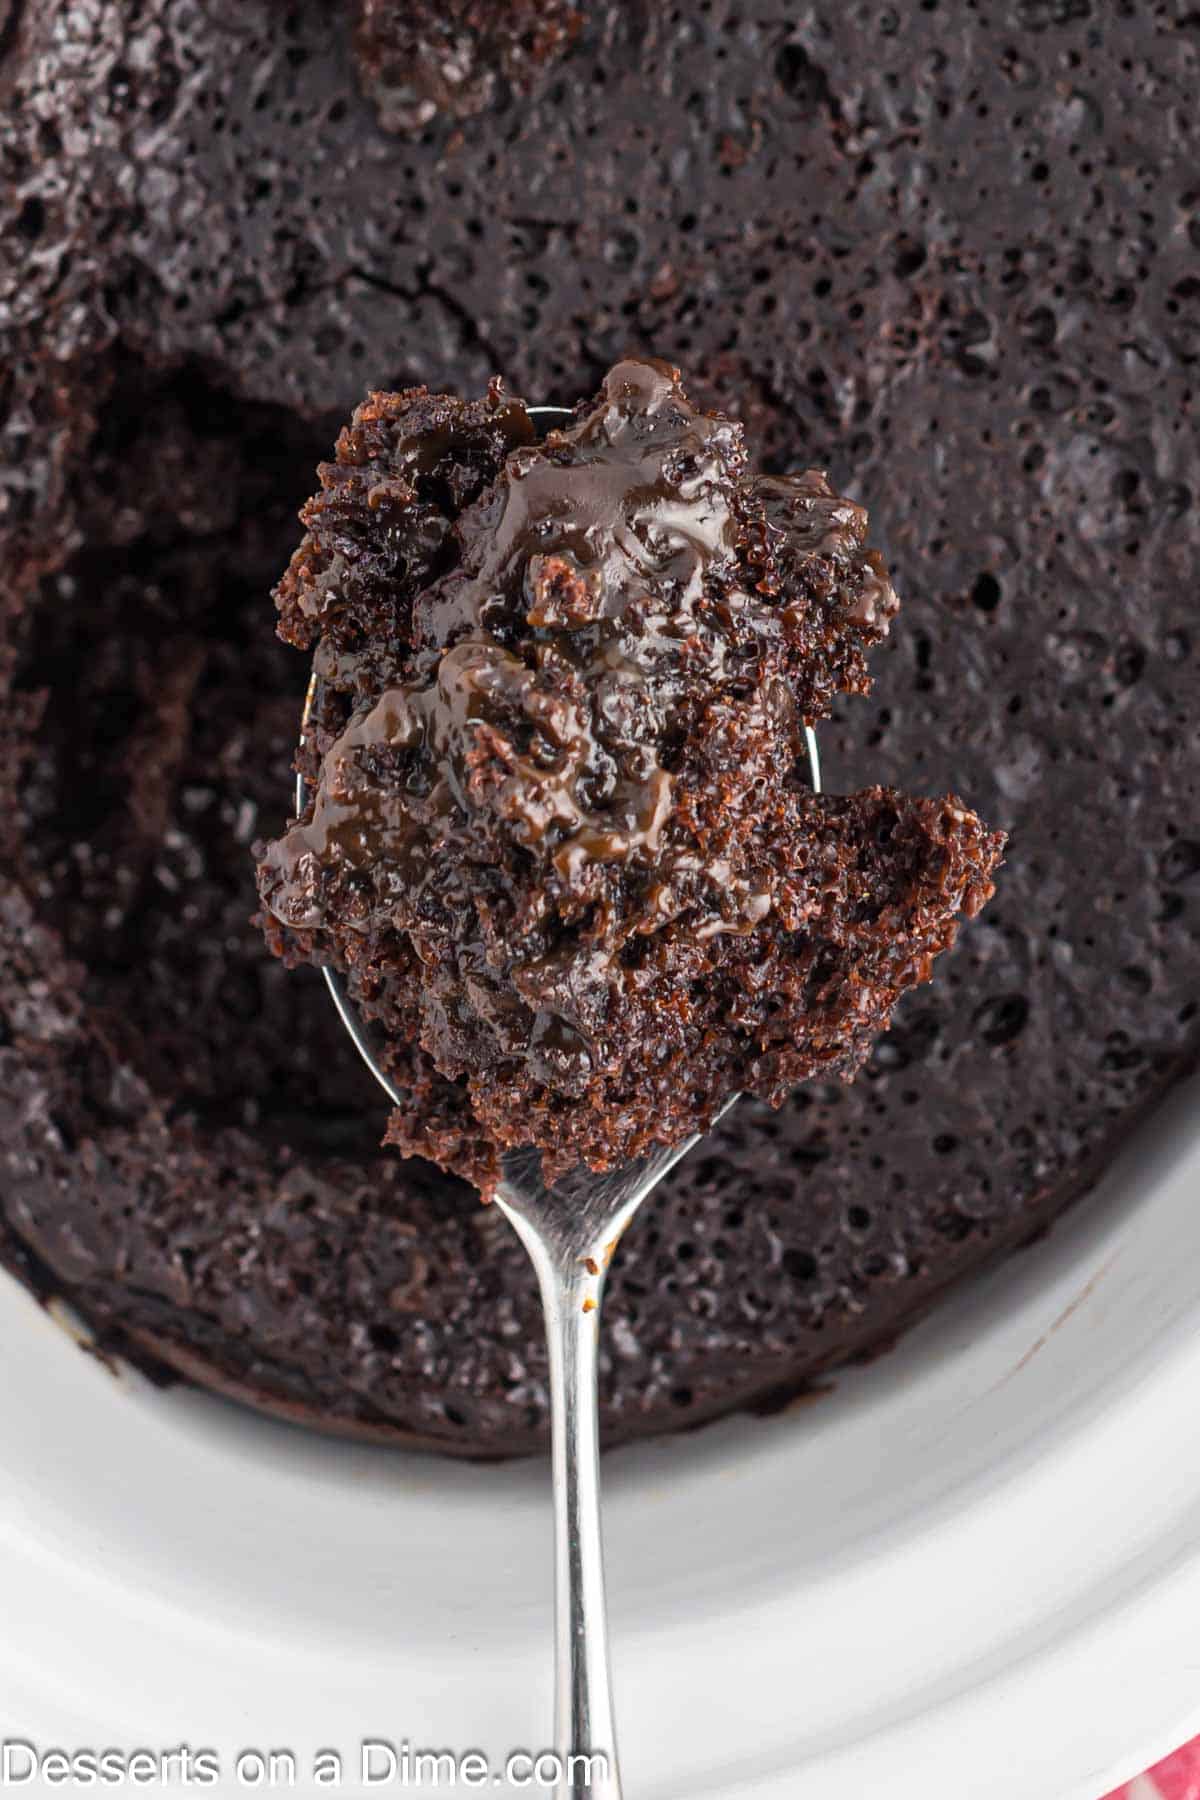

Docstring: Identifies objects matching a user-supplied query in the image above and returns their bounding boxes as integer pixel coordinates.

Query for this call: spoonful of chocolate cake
[255,358,1003,1796]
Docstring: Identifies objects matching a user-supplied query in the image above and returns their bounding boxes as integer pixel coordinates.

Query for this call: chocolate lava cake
[256,359,1001,1188]
[0,1,1197,1454]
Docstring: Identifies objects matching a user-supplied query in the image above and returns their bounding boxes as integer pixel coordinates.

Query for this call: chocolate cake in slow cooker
[1,1,1197,1454]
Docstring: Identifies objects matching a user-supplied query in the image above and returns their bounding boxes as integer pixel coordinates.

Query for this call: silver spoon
[296,404,821,1798]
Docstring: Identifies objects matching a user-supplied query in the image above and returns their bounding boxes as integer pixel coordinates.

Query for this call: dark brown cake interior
[0,1,1197,1454]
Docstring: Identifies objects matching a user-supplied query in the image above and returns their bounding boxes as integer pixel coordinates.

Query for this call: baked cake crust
[0,1,1196,1454]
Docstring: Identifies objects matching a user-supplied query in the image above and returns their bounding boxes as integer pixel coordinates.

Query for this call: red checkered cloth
[1105,1738,1200,1799]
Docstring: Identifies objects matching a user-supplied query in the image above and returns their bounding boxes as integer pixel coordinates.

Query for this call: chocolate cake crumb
[354,0,585,136]
[257,360,1002,1186]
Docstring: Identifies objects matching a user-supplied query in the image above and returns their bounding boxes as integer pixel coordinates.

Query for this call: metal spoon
[296,405,821,1798]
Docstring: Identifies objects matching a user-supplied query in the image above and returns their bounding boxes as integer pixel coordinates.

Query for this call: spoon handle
[540,1253,623,1799]
[496,1122,752,1799]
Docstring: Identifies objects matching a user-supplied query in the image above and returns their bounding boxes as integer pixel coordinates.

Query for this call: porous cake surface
[0,1,1196,1452]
